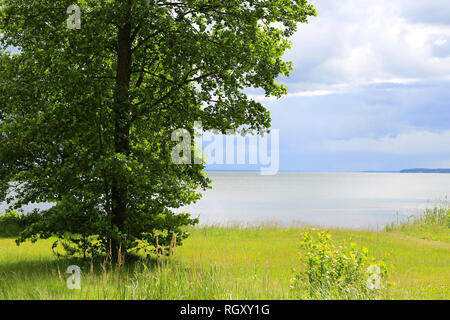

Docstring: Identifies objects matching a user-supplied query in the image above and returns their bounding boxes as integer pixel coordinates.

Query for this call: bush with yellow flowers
[291,230,392,300]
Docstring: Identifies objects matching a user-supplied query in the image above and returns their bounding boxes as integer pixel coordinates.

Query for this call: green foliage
[0,211,22,237]
[0,210,39,237]
[0,1,316,257]
[291,230,391,300]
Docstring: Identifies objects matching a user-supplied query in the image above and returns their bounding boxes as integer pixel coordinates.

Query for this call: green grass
[384,200,450,243]
[0,224,448,300]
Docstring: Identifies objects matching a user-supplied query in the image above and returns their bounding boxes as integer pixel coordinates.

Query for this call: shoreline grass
[384,198,449,243]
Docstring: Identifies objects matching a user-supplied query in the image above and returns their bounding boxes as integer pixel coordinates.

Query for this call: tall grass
[384,198,450,242]
[0,253,286,300]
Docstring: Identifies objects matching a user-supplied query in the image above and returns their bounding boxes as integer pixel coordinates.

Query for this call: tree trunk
[111,1,132,257]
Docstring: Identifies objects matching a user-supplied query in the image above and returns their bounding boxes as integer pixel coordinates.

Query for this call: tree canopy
[0,0,316,257]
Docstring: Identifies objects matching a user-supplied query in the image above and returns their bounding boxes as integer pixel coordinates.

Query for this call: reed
[384,198,450,242]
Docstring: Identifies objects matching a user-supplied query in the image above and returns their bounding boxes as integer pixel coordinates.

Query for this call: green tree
[0,0,316,257]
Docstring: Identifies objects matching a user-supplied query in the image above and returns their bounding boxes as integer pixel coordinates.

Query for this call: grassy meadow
[0,203,449,300]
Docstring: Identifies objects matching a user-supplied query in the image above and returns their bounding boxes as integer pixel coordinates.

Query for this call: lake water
[183,172,450,229]
[2,172,448,229]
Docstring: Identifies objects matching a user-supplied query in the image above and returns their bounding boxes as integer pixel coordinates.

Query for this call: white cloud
[434,39,448,46]
[284,0,450,90]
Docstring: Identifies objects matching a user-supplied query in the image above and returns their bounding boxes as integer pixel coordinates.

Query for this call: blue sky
[208,0,450,172]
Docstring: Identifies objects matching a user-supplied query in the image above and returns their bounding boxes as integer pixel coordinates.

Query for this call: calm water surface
[183,172,450,229]
[2,172,448,229]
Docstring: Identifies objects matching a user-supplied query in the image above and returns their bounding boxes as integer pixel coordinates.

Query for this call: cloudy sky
[211,0,450,172]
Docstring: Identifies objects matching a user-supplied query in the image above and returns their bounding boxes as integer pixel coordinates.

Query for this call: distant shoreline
[400,169,450,173]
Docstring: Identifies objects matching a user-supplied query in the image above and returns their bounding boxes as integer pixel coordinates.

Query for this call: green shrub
[291,230,391,300]
[0,211,22,236]
[0,210,43,237]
